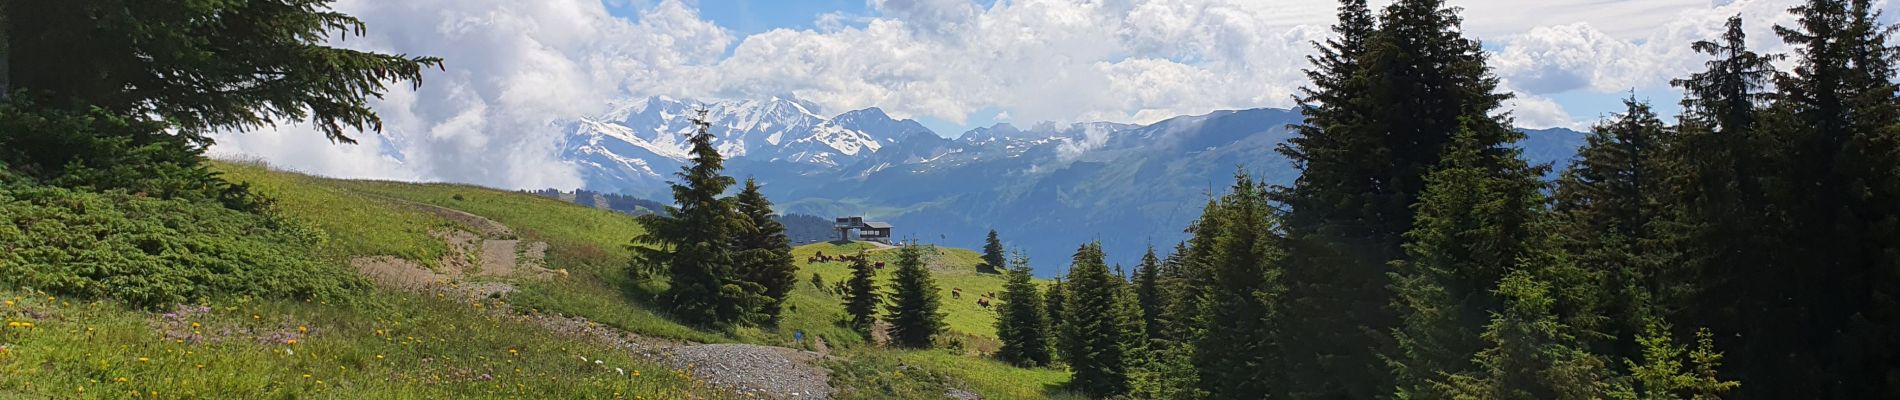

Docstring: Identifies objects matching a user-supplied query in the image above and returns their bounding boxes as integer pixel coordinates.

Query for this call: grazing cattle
[977,298,991,309]
[875,262,886,269]
[952,288,962,299]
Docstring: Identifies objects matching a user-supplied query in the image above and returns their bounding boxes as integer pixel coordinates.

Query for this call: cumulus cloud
[215,0,1900,186]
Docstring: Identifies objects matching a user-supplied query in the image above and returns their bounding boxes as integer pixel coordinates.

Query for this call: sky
[210,0,1899,191]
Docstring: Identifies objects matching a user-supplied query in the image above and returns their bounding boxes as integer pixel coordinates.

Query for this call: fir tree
[1061,243,1131,398]
[885,244,946,348]
[1192,172,1285,399]
[1389,124,1547,398]
[632,110,761,326]
[1134,246,1167,343]
[842,250,880,335]
[1045,278,1068,362]
[733,177,798,323]
[982,229,1007,273]
[996,252,1051,366]
[1614,323,1741,400]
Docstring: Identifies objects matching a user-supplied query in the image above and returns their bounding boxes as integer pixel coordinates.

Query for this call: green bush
[0,99,270,212]
[0,181,366,308]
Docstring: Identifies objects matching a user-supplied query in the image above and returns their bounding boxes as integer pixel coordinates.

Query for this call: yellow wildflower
[375,354,385,360]
[3,300,12,306]
[113,377,127,383]
[190,322,200,328]
[286,339,298,345]
[303,374,312,379]
[137,357,149,363]
[298,325,308,333]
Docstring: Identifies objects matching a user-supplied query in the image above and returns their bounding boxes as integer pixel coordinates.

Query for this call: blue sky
[212,0,1892,190]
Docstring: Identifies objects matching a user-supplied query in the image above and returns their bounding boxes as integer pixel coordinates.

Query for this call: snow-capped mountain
[557,96,1590,271]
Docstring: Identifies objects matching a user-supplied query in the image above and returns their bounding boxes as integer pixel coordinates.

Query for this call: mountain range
[561,96,1588,273]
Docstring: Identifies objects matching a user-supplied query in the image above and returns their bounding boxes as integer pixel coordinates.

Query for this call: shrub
[0,99,270,212]
[0,181,365,308]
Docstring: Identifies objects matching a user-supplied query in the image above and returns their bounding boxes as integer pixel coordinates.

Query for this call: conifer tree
[1552,98,1680,358]
[1061,243,1131,397]
[1389,125,1547,398]
[1276,0,1514,393]
[733,177,798,323]
[842,250,880,335]
[1045,278,1068,362]
[1445,270,1612,400]
[632,110,761,326]
[1192,172,1285,399]
[1164,201,1222,343]
[982,229,1007,273]
[884,244,946,348]
[1134,246,1167,342]
[996,252,1051,366]
[1156,241,1199,342]
[1614,323,1740,400]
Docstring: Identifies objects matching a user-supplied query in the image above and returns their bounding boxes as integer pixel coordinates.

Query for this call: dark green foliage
[1059,243,1131,398]
[981,229,1006,274]
[1444,270,1612,400]
[883,244,946,348]
[1133,246,1166,342]
[1389,125,1549,397]
[0,99,272,212]
[7,0,441,144]
[811,272,826,291]
[1044,278,1067,361]
[733,178,798,322]
[631,111,763,326]
[842,250,880,335]
[1551,99,1681,359]
[1188,172,1285,400]
[995,252,1052,367]
[0,180,365,308]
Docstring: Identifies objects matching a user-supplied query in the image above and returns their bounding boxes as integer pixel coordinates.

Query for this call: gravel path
[671,344,832,399]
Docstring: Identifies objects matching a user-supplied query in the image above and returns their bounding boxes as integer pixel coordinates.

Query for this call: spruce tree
[1551,98,1680,358]
[1444,270,1613,400]
[1276,0,1515,393]
[1192,172,1285,399]
[884,244,946,348]
[1165,201,1222,343]
[1389,125,1547,398]
[996,252,1051,366]
[1045,278,1068,362]
[1615,323,1740,400]
[1061,243,1131,397]
[982,229,1007,273]
[842,250,880,335]
[1134,246,1167,342]
[733,177,798,323]
[632,110,760,326]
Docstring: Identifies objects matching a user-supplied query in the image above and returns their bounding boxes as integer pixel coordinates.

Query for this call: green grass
[203,162,1078,398]
[0,289,720,399]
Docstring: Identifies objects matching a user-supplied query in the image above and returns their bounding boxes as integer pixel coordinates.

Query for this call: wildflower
[3,300,12,306]
[616,367,625,375]
[375,354,385,360]
[298,325,308,333]
[190,322,200,328]
[196,364,204,369]
[286,339,298,345]
[113,377,127,383]
[303,374,312,379]
[137,357,149,363]
[633,370,641,377]
[594,360,604,366]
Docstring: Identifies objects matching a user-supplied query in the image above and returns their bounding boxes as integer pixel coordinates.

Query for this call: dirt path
[348,199,834,399]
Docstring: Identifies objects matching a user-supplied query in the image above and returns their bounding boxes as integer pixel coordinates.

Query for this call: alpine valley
[563,96,1588,271]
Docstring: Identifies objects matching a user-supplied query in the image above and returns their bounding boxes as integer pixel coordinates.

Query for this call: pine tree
[1165,202,1222,344]
[1389,124,1547,398]
[1061,243,1131,397]
[1614,323,1740,400]
[996,251,1051,366]
[733,178,798,323]
[1552,98,1681,359]
[632,110,761,326]
[1192,172,1285,399]
[884,244,946,348]
[842,250,880,335]
[1444,270,1613,400]
[1134,246,1167,343]
[981,229,1007,273]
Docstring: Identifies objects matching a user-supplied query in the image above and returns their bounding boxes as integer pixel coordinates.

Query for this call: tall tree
[1276,0,1515,393]
[1734,0,1900,395]
[1061,243,1132,398]
[632,110,761,326]
[1192,172,1286,399]
[982,229,1007,273]
[885,244,946,348]
[995,251,1051,366]
[1444,270,1613,400]
[1388,124,1547,398]
[1552,98,1681,358]
[842,250,880,335]
[1133,246,1167,343]
[733,178,798,323]
[1616,323,1741,400]
[7,0,441,144]
[1045,278,1068,362]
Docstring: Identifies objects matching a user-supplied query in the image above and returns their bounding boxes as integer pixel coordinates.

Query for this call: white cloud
[214,0,1900,186]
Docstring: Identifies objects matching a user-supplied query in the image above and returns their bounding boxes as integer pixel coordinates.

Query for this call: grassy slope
[212,162,1079,399]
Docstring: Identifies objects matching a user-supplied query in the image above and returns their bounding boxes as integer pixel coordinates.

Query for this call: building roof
[863,221,893,229]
